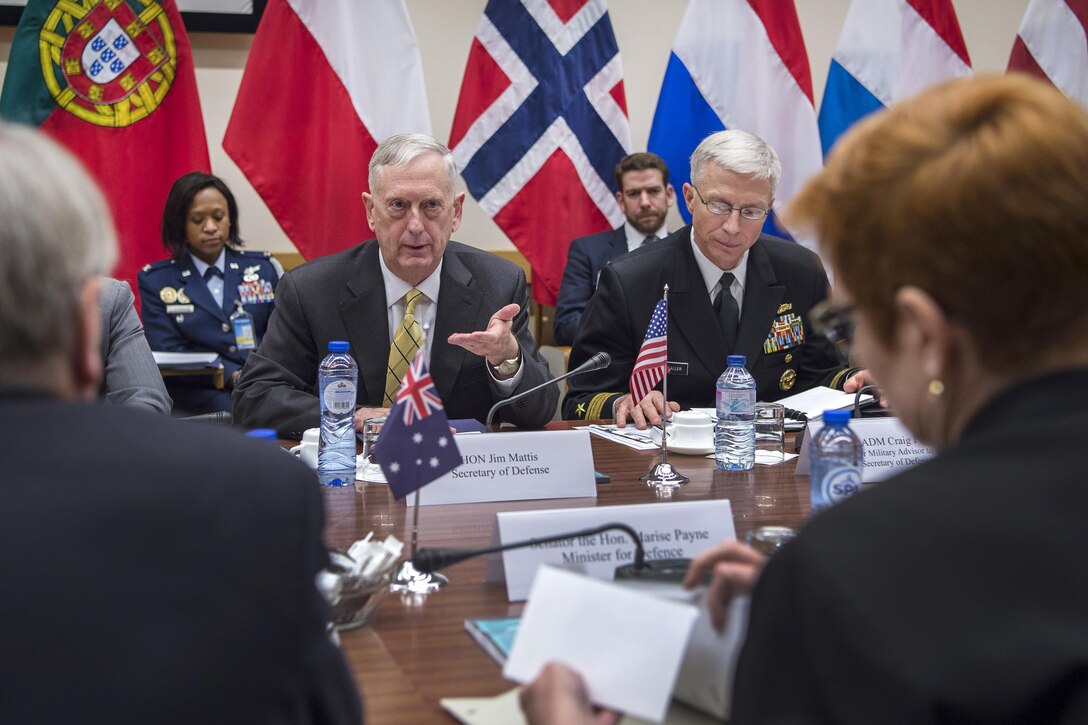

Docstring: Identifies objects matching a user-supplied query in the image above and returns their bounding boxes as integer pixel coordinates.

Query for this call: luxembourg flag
[818,0,972,156]
[1008,0,1088,108]
[223,0,431,261]
[647,0,822,251]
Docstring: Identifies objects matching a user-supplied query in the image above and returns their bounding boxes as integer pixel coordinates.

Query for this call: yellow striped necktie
[384,288,425,405]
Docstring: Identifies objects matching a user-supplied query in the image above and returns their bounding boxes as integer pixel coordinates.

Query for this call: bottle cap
[726,354,746,367]
[246,428,277,441]
[328,340,349,353]
[823,409,851,425]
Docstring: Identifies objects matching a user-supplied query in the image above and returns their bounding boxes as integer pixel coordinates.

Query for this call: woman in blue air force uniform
[138,172,279,415]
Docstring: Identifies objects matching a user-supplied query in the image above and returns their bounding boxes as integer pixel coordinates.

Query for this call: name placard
[496,500,735,601]
[796,417,935,482]
[409,430,596,506]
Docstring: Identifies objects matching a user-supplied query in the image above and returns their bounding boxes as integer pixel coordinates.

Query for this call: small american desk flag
[373,352,462,500]
[630,299,668,404]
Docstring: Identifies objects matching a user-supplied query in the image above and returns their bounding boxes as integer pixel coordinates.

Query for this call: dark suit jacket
[563,227,846,419]
[233,240,556,436]
[0,394,362,724]
[99,277,171,414]
[554,228,629,346]
[138,248,279,414]
[732,370,1088,723]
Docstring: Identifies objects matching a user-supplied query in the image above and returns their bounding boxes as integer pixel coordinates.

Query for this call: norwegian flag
[373,353,462,499]
[630,299,668,405]
[449,0,631,306]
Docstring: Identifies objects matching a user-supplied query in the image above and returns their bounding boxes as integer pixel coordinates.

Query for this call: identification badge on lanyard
[230,300,256,350]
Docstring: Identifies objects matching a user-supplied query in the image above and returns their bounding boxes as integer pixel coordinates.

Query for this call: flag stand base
[390,560,448,594]
[640,455,690,491]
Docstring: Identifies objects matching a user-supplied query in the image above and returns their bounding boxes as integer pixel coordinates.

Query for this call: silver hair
[689,129,782,194]
[0,122,117,371]
[368,133,459,196]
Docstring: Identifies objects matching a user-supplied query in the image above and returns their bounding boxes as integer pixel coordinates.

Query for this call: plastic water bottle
[317,341,358,487]
[715,355,756,470]
[810,409,864,513]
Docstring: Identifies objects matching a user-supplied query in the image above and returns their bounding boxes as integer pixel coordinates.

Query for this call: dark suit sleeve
[232,273,323,436]
[561,264,635,420]
[492,267,558,428]
[796,263,852,394]
[101,279,172,414]
[291,463,364,723]
[553,239,595,346]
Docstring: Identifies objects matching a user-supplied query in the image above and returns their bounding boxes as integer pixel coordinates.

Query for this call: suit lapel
[736,239,784,368]
[431,249,481,404]
[608,228,628,258]
[668,234,729,375]
[180,254,228,323]
[340,244,389,407]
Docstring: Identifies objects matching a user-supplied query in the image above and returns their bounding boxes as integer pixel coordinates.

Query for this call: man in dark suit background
[98,276,172,414]
[564,130,857,428]
[553,152,675,346]
[0,123,361,722]
[233,133,556,436]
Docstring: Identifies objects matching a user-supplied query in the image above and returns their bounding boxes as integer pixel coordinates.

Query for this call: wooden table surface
[321,427,811,724]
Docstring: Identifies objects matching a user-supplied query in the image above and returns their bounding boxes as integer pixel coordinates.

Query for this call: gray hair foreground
[368,133,459,196]
[0,122,117,371]
[690,129,782,194]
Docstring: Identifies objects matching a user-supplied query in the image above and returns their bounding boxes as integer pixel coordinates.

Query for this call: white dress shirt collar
[624,221,668,253]
[689,229,748,315]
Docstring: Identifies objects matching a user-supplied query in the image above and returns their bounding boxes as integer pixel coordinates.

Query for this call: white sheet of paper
[504,566,699,724]
[774,386,872,419]
[152,351,220,367]
[582,424,660,450]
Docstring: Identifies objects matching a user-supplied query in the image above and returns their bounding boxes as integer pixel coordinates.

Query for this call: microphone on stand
[412,521,696,584]
[484,351,611,429]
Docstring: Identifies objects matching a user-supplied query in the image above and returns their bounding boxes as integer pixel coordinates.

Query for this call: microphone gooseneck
[412,521,645,574]
[484,351,611,428]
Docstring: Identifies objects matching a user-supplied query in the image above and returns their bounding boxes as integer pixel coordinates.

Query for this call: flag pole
[391,321,447,595]
[641,283,690,493]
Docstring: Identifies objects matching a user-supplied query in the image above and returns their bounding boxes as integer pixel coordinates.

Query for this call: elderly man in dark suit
[233,133,556,436]
[564,130,858,428]
[553,152,675,346]
[0,123,361,722]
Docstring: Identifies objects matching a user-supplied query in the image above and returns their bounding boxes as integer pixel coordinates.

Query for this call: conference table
[320,423,811,724]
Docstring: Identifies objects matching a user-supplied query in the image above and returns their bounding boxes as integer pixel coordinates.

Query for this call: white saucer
[650,427,715,456]
[355,456,388,484]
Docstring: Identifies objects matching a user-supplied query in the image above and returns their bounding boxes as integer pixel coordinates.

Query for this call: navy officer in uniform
[563,130,862,428]
[139,172,280,415]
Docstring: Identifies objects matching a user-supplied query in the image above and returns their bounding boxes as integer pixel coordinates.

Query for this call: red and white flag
[449,0,631,307]
[223,0,431,261]
[630,299,668,405]
[1008,0,1088,107]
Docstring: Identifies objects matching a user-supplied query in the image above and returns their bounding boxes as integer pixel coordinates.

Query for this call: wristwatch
[492,354,521,376]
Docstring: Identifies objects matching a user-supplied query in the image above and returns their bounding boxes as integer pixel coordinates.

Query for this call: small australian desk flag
[373,352,462,499]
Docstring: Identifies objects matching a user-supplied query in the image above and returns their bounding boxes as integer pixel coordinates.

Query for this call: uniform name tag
[166,304,194,314]
[667,361,689,376]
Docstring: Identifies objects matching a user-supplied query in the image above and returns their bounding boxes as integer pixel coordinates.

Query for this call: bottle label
[722,389,755,416]
[322,379,357,414]
[820,465,861,505]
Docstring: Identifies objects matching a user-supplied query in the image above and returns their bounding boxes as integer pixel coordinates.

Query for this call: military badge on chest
[238,266,274,305]
[763,311,805,355]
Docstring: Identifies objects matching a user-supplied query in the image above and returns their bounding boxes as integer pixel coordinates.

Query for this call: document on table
[152,351,220,368]
[504,566,699,724]
[582,424,659,450]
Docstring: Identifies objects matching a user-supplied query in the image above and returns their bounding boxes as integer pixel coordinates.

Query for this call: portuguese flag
[0,0,209,305]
